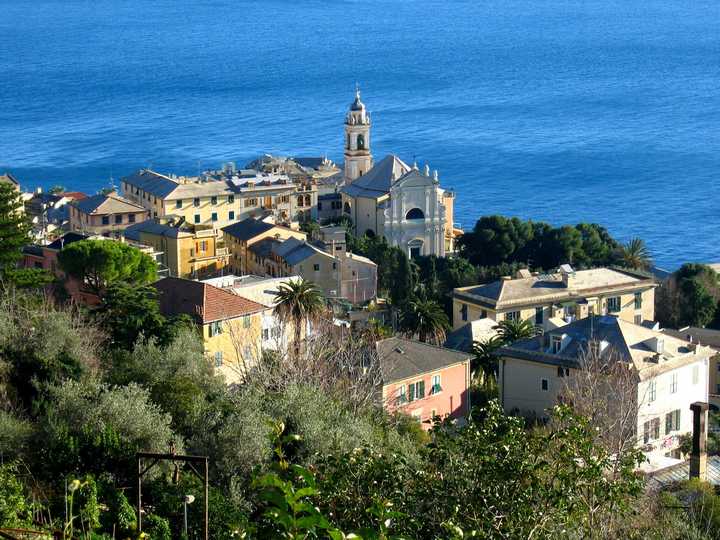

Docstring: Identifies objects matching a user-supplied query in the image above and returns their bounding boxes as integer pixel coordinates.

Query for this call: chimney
[689,401,709,481]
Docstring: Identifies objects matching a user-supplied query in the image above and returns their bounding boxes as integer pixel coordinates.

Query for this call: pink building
[377,337,472,429]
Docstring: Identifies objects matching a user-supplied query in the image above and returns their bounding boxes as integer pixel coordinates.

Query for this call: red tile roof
[61,191,88,200]
[154,277,266,324]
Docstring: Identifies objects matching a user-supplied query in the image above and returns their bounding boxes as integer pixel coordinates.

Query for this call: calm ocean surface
[1,0,718,269]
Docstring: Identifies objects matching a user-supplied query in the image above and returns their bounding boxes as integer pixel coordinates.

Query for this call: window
[313,264,320,271]
[194,214,200,224]
[209,321,223,337]
[408,380,425,402]
[551,335,562,354]
[481,309,488,319]
[318,201,323,211]
[297,195,304,206]
[397,385,407,404]
[692,365,699,385]
[245,198,257,207]
[262,328,269,341]
[506,311,520,322]
[115,214,123,224]
[410,246,421,259]
[405,208,425,220]
[129,213,136,223]
[643,418,660,443]
[648,380,657,402]
[634,292,642,310]
[211,212,218,222]
[214,351,223,367]
[332,262,337,270]
[176,200,183,209]
[229,211,235,220]
[670,373,678,394]
[281,195,290,204]
[541,378,549,392]
[461,304,468,322]
[193,198,200,207]
[634,314,642,325]
[243,315,251,328]
[102,216,110,225]
[607,296,621,313]
[196,240,207,253]
[211,196,218,205]
[430,374,442,394]
[228,194,234,204]
[665,410,681,434]
[535,306,544,325]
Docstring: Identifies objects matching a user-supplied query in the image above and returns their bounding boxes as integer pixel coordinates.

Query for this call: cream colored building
[69,193,149,236]
[121,169,306,231]
[452,265,656,331]
[124,216,229,279]
[154,277,270,385]
[339,93,457,257]
[499,315,712,467]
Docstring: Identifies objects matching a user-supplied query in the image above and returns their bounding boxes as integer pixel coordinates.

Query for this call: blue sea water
[1,0,719,269]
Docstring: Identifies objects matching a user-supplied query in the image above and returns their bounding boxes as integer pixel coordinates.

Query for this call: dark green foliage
[273,278,326,355]
[57,239,157,294]
[98,283,192,350]
[657,263,720,329]
[458,215,620,270]
[0,183,32,275]
[494,317,539,344]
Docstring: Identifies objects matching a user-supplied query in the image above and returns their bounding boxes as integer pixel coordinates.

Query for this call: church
[339,91,457,258]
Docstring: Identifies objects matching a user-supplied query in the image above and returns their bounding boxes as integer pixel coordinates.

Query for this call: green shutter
[418,380,425,399]
[665,413,672,435]
[408,383,415,402]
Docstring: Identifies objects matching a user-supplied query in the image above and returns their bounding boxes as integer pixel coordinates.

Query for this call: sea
[1,0,719,269]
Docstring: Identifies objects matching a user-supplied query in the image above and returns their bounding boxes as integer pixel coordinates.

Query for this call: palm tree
[472,335,503,384]
[495,318,538,345]
[618,238,652,271]
[273,278,326,356]
[399,299,450,345]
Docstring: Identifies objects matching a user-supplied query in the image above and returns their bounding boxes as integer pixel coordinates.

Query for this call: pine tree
[0,182,31,274]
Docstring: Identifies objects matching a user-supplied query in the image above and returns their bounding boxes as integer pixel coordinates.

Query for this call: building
[663,327,720,409]
[452,265,657,331]
[246,235,377,304]
[154,277,269,384]
[22,189,87,242]
[222,217,307,275]
[124,216,228,279]
[377,336,471,429]
[498,315,712,465]
[317,192,343,222]
[0,172,20,191]
[201,274,305,351]
[69,193,149,236]
[121,168,307,230]
[339,91,457,257]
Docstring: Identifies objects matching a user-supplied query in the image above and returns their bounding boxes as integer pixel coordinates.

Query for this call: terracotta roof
[60,191,88,200]
[154,277,266,324]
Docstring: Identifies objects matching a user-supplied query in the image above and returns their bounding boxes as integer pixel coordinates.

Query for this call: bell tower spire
[344,86,373,182]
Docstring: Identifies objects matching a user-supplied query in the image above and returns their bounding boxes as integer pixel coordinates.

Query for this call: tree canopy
[57,239,157,294]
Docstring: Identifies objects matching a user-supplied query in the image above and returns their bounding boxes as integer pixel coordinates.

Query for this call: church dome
[350,89,365,111]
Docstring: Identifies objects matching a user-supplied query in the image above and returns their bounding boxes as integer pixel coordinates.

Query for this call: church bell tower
[344,88,373,182]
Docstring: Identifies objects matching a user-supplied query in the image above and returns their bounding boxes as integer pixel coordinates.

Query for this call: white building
[340,91,457,257]
[498,315,712,467]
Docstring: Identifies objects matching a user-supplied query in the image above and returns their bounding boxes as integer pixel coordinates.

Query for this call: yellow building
[222,217,307,275]
[154,277,269,384]
[452,265,656,331]
[120,169,305,230]
[124,216,228,279]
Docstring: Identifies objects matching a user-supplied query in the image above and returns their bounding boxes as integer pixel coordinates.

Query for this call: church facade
[340,91,456,258]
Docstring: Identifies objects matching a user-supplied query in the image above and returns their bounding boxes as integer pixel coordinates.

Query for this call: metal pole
[183,500,188,538]
[204,458,209,540]
[137,456,143,534]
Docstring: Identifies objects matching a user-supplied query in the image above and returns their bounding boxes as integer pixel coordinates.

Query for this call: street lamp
[183,494,195,538]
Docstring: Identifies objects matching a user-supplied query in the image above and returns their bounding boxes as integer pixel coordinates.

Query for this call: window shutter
[408,383,415,402]
[665,413,672,435]
[418,380,425,399]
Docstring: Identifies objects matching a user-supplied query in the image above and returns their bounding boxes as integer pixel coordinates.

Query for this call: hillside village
[1,94,720,538]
